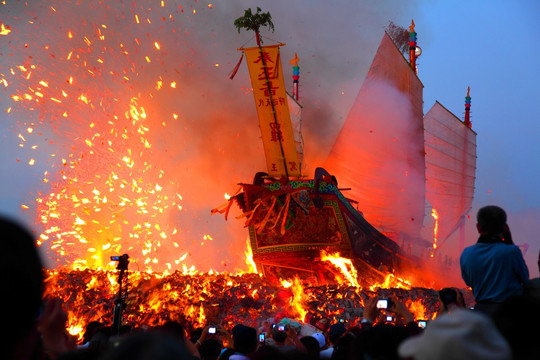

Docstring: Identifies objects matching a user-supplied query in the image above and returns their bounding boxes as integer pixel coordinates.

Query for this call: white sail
[325,33,425,241]
[424,101,477,241]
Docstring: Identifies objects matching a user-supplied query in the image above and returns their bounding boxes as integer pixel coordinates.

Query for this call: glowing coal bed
[44,268,443,343]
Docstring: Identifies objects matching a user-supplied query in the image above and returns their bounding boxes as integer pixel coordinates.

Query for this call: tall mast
[408,19,417,73]
[290,53,300,101]
[233,8,301,178]
[464,86,472,128]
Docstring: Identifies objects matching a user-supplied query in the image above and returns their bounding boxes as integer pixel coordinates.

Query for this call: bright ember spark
[0,24,11,35]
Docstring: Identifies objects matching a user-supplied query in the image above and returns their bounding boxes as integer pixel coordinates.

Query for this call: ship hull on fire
[230,169,423,286]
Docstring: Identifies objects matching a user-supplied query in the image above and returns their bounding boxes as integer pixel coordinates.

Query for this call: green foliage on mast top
[385,21,409,56]
[234,7,274,43]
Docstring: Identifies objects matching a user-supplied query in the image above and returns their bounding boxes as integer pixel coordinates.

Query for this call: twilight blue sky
[418,1,540,275]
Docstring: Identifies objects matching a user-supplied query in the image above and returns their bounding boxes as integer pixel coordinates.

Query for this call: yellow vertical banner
[244,45,301,177]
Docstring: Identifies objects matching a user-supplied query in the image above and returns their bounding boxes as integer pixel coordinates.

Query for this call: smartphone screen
[258,334,265,342]
[208,327,216,334]
[376,299,388,309]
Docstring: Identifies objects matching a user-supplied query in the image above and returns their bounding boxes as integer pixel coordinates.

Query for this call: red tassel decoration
[229,52,244,80]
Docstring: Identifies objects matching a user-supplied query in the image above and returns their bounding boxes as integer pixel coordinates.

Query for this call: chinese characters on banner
[244,45,301,177]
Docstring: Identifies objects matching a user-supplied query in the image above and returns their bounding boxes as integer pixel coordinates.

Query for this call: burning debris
[44,268,442,343]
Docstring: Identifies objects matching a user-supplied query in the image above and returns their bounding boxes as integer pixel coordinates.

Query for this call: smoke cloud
[0,1,420,272]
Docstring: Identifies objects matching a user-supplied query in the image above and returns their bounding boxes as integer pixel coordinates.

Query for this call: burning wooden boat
[216,13,476,286]
[220,168,423,287]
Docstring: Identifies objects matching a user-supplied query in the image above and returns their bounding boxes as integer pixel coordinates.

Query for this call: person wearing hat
[398,309,511,360]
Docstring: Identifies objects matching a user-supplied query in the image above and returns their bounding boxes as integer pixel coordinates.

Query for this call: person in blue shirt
[460,205,529,316]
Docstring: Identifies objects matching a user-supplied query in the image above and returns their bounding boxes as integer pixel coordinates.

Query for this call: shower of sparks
[1,0,223,272]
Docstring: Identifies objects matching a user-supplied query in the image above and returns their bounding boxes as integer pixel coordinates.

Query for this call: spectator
[99,331,193,360]
[328,332,356,360]
[492,295,540,360]
[38,296,78,359]
[460,205,529,316]
[1,216,44,360]
[310,332,325,350]
[157,321,200,358]
[299,335,321,360]
[218,348,235,360]
[199,339,222,360]
[270,324,296,353]
[1,216,77,359]
[158,321,187,342]
[361,295,420,335]
[398,308,511,360]
[230,325,258,360]
[436,287,465,317]
[523,249,540,300]
[193,324,227,352]
[355,323,410,360]
[218,324,248,360]
[250,345,287,360]
[269,323,307,354]
[81,321,105,346]
[319,323,345,359]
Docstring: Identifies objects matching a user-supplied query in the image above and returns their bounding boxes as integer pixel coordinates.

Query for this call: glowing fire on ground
[46,268,439,343]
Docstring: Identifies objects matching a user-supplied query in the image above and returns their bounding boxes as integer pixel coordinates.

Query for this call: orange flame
[280,277,308,321]
[431,208,439,257]
[320,250,360,287]
[368,273,412,292]
[406,298,433,321]
[244,236,258,274]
